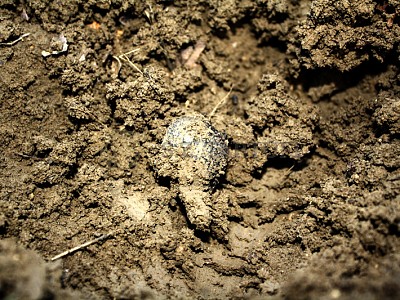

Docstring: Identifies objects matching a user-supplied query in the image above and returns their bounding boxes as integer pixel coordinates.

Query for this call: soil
[0,0,399,299]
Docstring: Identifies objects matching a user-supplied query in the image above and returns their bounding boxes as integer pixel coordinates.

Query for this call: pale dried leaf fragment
[184,40,206,68]
[41,34,68,57]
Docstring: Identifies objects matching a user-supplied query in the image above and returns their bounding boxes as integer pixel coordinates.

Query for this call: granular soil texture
[0,0,399,299]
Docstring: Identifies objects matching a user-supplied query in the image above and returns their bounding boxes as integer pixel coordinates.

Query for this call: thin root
[119,54,143,74]
[112,48,162,95]
[0,33,30,46]
[50,232,114,261]
[209,86,233,120]
[112,48,143,76]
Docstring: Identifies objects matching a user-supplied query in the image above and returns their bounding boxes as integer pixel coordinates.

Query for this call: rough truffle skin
[154,114,229,231]
[160,114,228,181]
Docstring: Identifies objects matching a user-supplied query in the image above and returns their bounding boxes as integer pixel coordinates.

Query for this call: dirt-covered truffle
[154,114,228,231]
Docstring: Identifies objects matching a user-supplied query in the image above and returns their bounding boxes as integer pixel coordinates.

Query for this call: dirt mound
[0,0,399,299]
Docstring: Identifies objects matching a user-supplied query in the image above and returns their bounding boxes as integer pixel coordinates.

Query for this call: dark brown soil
[0,1,399,299]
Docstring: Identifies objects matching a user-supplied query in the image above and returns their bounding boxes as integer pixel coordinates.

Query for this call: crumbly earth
[0,0,399,299]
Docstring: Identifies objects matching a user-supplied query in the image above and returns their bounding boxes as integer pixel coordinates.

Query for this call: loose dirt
[0,1,399,299]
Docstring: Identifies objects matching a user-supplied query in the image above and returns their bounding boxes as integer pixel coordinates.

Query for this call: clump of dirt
[0,239,81,299]
[289,0,399,72]
[0,0,399,299]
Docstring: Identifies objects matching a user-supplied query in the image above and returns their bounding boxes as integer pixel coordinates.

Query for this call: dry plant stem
[144,4,154,24]
[111,55,122,74]
[120,54,143,74]
[50,232,114,261]
[0,33,30,46]
[112,48,162,95]
[14,153,42,161]
[283,165,295,180]
[209,86,233,120]
[112,48,162,97]
[112,48,142,75]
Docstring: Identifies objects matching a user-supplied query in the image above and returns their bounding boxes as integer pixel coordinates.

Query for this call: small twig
[209,86,233,120]
[51,232,114,261]
[122,48,141,56]
[283,164,295,179]
[112,48,142,75]
[111,55,122,74]
[112,48,162,96]
[144,4,154,24]
[119,54,143,74]
[0,33,30,46]
[14,152,42,161]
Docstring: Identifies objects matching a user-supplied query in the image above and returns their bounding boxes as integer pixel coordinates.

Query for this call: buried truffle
[154,113,228,231]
